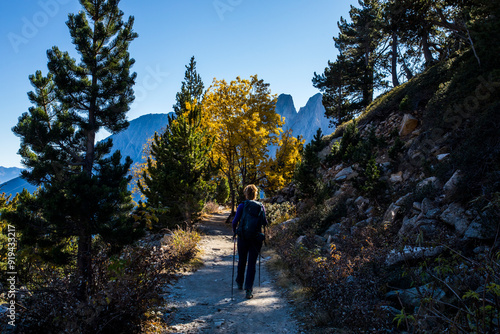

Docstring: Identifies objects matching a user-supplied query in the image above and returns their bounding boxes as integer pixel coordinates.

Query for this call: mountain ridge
[1,93,330,197]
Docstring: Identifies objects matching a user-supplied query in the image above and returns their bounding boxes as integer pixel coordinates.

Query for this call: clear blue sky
[0,0,356,167]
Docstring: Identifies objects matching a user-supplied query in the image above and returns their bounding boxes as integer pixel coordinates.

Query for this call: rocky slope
[267,58,500,332]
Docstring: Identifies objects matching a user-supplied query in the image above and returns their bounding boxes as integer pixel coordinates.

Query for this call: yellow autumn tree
[203,75,283,212]
[262,129,304,196]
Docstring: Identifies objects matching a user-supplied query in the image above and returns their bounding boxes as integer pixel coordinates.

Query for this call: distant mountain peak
[0,166,24,184]
[275,93,333,144]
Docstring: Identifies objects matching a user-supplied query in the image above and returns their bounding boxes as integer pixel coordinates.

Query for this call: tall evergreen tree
[294,128,324,199]
[9,0,139,299]
[139,57,214,224]
[173,56,205,116]
[313,0,384,126]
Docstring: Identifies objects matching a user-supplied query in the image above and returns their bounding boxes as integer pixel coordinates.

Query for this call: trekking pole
[259,225,267,286]
[231,235,236,300]
[258,250,261,286]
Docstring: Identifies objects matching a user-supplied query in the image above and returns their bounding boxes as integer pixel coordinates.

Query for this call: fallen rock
[398,216,419,237]
[386,246,444,266]
[418,219,440,238]
[417,177,441,191]
[324,223,342,237]
[421,198,435,215]
[354,196,369,210]
[437,153,450,161]
[399,114,419,136]
[334,166,358,181]
[464,215,496,240]
[443,170,461,198]
[395,193,413,206]
[383,203,401,225]
[280,218,300,227]
[440,203,470,235]
[386,284,445,309]
[390,172,403,183]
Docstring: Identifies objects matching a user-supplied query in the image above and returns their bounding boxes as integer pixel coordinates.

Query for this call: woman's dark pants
[236,237,262,291]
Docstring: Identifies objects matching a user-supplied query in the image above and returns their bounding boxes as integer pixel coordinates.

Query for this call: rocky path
[164,211,300,334]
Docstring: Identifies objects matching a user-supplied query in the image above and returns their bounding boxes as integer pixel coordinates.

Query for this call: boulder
[280,217,300,227]
[383,203,401,224]
[354,196,369,210]
[464,215,496,240]
[380,162,392,174]
[440,203,470,235]
[421,198,435,215]
[365,206,376,217]
[334,166,358,181]
[398,216,419,237]
[386,284,445,309]
[386,246,444,266]
[324,223,342,237]
[390,172,403,183]
[418,219,440,238]
[399,114,419,136]
[395,193,413,206]
[417,177,440,191]
[443,170,461,198]
[437,153,450,161]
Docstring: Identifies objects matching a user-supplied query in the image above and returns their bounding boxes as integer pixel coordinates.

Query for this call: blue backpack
[237,200,265,240]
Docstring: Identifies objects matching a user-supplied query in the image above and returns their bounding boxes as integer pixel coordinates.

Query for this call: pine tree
[139,57,214,224]
[313,0,384,126]
[294,128,324,199]
[9,0,139,299]
[173,56,205,116]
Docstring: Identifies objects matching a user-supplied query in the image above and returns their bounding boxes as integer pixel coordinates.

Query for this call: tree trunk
[421,32,434,66]
[228,174,236,215]
[77,231,92,300]
[391,32,400,87]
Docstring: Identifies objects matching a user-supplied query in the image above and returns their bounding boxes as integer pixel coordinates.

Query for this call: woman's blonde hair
[243,184,258,200]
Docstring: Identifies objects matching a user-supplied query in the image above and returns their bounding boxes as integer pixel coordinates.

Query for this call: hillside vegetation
[1,0,499,333]
[266,7,500,332]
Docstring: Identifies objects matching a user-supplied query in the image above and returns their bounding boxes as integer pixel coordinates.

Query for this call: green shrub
[402,248,500,334]
[389,137,404,161]
[4,228,201,333]
[359,158,383,197]
[399,95,411,112]
[263,202,296,226]
[213,177,230,205]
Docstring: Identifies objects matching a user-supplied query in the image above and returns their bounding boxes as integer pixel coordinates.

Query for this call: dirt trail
[164,211,300,334]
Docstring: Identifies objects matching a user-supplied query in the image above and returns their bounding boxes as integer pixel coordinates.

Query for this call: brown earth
[163,210,301,334]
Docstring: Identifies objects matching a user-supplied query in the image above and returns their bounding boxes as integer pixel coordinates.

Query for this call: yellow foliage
[202,75,284,201]
[262,129,304,195]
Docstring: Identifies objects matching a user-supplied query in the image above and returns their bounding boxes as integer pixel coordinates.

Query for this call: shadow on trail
[165,211,298,333]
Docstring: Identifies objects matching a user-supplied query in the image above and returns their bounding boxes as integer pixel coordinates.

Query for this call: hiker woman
[232,184,268,299]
